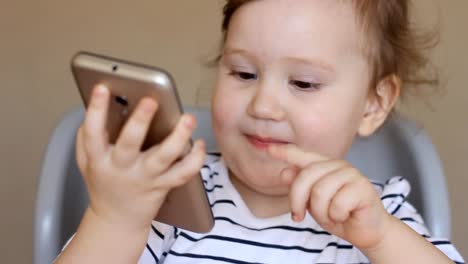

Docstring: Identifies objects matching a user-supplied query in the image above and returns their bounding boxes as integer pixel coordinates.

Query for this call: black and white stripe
[136,154,465,264]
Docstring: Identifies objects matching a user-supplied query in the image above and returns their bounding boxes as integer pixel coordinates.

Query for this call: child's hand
[75,85,206,232]
[268,144,392,250]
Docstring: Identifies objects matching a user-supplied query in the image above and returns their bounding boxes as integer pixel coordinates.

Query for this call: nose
[246,81,285,121]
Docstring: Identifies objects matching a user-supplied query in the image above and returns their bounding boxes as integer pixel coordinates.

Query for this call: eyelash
[288,80,322,90]
[229,70,321,91]
[229,70,258,81]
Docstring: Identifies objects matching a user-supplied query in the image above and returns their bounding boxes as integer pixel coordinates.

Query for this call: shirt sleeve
[378,176,465,263]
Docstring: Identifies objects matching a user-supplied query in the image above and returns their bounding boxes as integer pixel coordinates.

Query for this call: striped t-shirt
[136,154,464,264]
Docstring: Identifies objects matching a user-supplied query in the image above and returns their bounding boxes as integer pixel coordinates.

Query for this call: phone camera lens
[115,95,128,106]
[112,65,118,72]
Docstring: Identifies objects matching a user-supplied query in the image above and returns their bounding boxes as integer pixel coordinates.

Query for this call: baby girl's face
[212,0,373,195]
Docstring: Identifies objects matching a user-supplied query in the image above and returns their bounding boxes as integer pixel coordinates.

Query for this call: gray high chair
[34,106,452,264]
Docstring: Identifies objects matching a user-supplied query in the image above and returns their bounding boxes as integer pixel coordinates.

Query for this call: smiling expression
[211,0,374,196]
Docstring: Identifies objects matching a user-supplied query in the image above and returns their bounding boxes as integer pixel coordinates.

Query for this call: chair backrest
[33,106,451,264]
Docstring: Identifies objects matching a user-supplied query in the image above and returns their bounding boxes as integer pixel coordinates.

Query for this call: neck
[229,171,291,219]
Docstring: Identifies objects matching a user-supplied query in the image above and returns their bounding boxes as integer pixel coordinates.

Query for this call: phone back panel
[71,51,214,233]
[71,52,183,151]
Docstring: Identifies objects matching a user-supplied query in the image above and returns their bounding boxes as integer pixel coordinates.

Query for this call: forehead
[225,0,367,64]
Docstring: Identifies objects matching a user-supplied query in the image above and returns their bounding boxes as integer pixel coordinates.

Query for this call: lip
[245,134,290,150]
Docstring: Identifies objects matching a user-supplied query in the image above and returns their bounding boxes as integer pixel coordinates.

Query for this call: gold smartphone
[71,51,214,233]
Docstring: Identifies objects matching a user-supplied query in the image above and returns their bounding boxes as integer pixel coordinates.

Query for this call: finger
[83,85,110,159]
[143,114,196,172]
[280,166,299,185]
[75,126,88,173]
[328,181,362,224]
[112,98,158,166]
[289,160,347,222]
[268,144,328,169]
[307,166,355,228]
[329,177,373,223]
[153,140,206,189]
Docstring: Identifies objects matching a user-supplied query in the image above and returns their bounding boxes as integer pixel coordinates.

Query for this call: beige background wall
[1,1,466,263]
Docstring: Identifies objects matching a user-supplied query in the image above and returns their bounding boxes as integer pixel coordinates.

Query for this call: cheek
[211,87,227,135]
[211,78,242,136]
[292,99,363,158]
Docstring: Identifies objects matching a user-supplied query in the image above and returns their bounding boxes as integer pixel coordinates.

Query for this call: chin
[218,135,290,190]
[228,158,290,195]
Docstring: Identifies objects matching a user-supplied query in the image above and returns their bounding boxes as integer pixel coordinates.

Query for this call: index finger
[83,85,110,158]
[267,144,328,168]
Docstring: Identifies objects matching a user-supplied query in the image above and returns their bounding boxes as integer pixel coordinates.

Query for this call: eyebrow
[283,56,335,73]
[222,47,335,73]
[222,48,256,61]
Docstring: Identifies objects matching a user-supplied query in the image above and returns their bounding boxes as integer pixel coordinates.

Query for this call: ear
[358,74,401,137]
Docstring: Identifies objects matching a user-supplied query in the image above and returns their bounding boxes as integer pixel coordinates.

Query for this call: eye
[229,71,258,81]
[289,80,321,90]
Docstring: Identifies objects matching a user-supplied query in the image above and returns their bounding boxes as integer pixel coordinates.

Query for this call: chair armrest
[33,107,85,264]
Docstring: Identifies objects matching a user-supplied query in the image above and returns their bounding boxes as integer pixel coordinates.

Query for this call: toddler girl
[56,0,464,263]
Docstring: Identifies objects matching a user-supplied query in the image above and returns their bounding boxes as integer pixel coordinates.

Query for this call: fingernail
[183,116,194,129]
[94,85,108,96]
[292,212,300,222]
[198,140,205,150]
[141,99,156,113]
